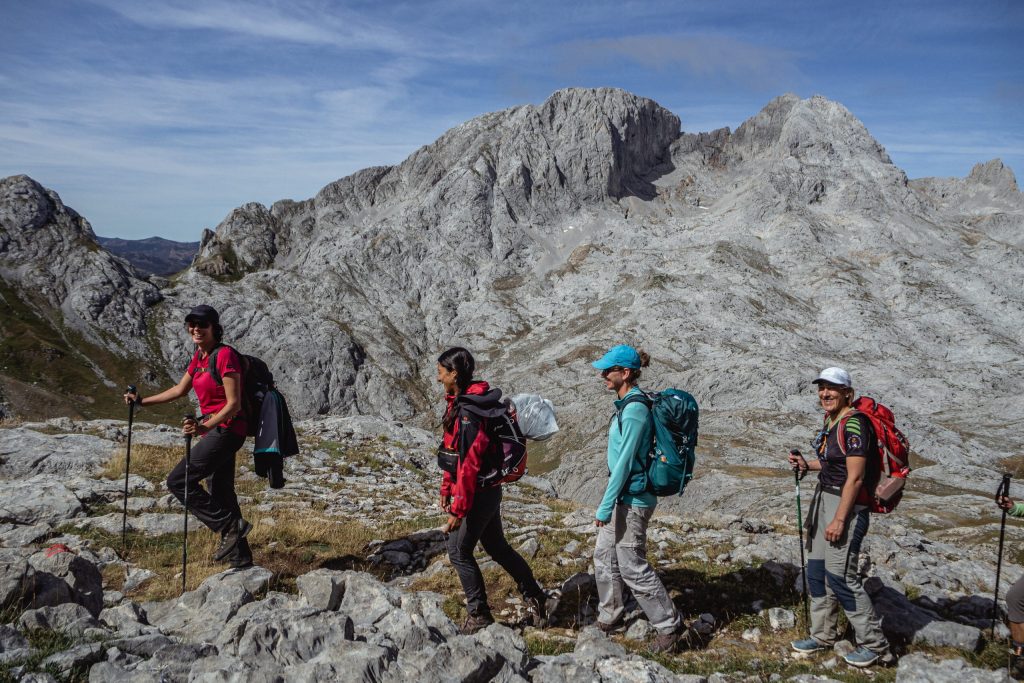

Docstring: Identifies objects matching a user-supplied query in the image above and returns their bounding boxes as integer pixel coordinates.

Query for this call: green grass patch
[0,628,85,683]
[0,277,187,423]
[524,632,575,657]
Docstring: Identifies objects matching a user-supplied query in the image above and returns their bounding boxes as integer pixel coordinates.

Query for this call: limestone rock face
[153,87,682,420]
[192,203,279,278]
[0,175,161,354]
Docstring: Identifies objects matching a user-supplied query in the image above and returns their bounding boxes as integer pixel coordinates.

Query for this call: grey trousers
[805,488,888,653]
[1008,575,1024,623]
[594,503,681,634]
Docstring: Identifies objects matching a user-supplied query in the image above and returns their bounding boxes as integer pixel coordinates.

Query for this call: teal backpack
[617,389,699,496]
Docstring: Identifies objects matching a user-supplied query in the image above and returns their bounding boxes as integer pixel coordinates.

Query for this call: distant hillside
[96,235,200,276]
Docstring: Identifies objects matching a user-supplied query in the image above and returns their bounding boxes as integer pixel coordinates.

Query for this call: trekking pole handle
[997,473,1012,502]
[183,413,195,443]
[790,449,808,480]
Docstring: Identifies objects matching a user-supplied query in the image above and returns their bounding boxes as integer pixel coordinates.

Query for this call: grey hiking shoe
[460,610,494,635]
[791,637,829,654]
[843,646,883,668]
[214,517,252,562]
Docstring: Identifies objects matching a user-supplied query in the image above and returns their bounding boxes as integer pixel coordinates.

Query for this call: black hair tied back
[438,347,475,431]
[437,347,475,395]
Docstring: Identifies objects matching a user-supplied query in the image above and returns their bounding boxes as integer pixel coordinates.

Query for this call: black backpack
[448,388,528,486]
[208,344,276,438]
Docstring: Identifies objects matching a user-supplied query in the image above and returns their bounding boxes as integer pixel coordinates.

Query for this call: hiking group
[118,305,1017,675]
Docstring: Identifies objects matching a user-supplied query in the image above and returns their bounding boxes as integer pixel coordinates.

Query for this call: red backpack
[838,396,911,513]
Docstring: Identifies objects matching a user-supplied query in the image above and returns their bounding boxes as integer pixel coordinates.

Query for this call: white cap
[812,367,852,388]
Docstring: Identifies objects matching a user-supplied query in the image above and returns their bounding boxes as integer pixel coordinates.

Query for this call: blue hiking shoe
[844,646,882,668]
[791,637,829,654]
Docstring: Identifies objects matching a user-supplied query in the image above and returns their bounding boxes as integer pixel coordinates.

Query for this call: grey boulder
[895,653,1005,682]
[27,546,104,616]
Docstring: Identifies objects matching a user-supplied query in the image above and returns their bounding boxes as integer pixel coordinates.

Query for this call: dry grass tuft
[101,443,184,484]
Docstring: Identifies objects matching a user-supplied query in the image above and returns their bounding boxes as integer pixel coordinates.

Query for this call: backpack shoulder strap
[616,391,653,432]
[836,409,865,457]
[207,343,229,386]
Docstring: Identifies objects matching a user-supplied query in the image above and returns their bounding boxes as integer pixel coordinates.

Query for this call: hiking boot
[843,646,882,668]
[596,618,624,635]
[1011,651,1024,681]
[460,610,494,635]
[525,593,554,628]
[649,628,681,654]
[228,538,253,570]
[791,637,829,654]
[213,517,252,562]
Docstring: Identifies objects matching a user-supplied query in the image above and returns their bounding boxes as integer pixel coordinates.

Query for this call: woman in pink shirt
[124,305,252,568]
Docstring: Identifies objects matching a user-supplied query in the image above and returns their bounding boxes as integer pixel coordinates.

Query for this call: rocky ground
[1,417,1021,682]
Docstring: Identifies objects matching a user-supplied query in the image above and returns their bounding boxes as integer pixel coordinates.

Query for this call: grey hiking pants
[594,503,681,634]
[805,487,888,653]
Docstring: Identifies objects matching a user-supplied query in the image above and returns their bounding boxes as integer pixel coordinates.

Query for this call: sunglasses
[601,367,625,378]
[186,320,212,329]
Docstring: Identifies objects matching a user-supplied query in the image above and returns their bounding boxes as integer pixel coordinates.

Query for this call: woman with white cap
[123,305,252,569]
[591,344,683,653]
[787,367,890,668]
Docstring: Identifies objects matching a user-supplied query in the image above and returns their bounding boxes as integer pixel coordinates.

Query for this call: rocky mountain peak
[0,175,161,353]
[192,203,279,279]
[195,87,682,286]
[726,94,891,166]
[968,158,1019,193]
[0,175,88,248]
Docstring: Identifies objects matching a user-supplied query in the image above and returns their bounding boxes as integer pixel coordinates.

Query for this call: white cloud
[86,0,410,51]
[560,34,803,91]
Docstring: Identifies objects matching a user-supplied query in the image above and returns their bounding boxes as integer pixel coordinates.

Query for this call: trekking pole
[791,449,810,628]
[121,385,137,553]
[993,473,1012,639]
[182,413,194,595]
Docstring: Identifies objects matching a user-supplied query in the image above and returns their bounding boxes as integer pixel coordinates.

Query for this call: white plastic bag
[510,393,559,441]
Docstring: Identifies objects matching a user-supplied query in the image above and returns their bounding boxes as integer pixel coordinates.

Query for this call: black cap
[184,305,219,325]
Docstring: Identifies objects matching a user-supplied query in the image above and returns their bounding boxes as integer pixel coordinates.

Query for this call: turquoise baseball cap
[592,345,642,370]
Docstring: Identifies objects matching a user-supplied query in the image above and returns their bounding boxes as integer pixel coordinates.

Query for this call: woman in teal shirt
[592,345,683,653]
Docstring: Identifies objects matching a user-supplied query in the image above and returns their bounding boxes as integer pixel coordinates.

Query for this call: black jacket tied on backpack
[254,388,298,488]
[208,344,298,489]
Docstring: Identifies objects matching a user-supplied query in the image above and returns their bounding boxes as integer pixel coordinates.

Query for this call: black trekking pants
[166,427,245,533]
[446,485,543,616]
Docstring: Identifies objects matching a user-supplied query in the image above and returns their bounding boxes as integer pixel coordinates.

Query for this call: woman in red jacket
[437,347,548,634]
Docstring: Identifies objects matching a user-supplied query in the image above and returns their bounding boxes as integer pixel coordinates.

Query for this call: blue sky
[1,0,1021,241]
